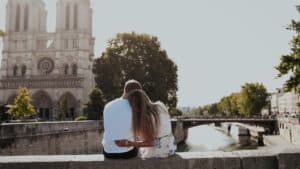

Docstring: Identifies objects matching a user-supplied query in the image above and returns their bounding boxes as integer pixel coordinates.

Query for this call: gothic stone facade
[0,0,95,120]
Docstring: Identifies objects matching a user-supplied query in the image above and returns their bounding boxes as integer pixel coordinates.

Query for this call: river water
[177,124,257,152]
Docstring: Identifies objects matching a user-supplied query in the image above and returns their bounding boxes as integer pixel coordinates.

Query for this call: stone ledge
[0,121,102,139]
[0,149,300,169]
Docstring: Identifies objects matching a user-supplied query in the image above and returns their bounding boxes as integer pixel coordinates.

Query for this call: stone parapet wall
[0,148,299,169]
[0,121,102,139]
[0,121,103,155]
[0,121,186,155]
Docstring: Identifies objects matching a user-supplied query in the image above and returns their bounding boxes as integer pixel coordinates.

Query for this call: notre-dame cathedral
[0,0,95,120]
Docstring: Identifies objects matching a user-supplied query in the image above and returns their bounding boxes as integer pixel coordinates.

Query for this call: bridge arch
[172,118,277,134]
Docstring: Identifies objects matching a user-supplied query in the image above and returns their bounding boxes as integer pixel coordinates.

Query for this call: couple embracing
[102,80,177,159]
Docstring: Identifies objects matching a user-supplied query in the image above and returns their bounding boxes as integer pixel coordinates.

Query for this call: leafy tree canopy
[83,88,106,120]
[8,87,36,119]
[239,83,268,116]
[276,7,300,93]
[58,95,68,121]
[218,93,240,116]
[0,29,4,37]
[169,108,183,117]
[93,32,178,108]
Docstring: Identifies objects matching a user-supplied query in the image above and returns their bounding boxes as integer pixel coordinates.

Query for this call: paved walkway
[260,135,299,153]
[264,135,289,146]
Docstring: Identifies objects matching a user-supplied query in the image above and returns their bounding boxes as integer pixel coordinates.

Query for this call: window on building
[37,40,46,49]
[13,65,18,77]
[64,64,69,75]
[72,64,77,75]
[14,40,18,49]
[23,40,27,49]
[21,65,27,77]
[15,4,20,32]
[24,4,29,31]
[36,40,40,49]
[73,3,78,30]
[73,39,78,48]
[65,3,70,30]
[64,40,68,49]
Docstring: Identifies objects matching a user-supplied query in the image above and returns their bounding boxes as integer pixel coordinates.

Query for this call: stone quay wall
[0,148,300,169]
[0,121,103,155]
[0,120,186,155]
[277,117,300,146]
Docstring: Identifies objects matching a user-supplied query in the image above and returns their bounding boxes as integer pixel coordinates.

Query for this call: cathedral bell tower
[5,0,47,33]
[1,0,47,78]
[56,0,92,34]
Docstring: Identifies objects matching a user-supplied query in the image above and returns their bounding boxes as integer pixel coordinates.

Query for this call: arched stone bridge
[171,118,277,133]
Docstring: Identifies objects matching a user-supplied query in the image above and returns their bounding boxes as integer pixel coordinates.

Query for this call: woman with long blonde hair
[115,89,176,158]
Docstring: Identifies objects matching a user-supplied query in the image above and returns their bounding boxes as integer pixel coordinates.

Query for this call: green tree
[169,108,183,117]
[83,88,106,120]
[218,93,240,116]
[276,7,300,93]
[93,32,178,108]
[58,95,68,121]
[8,87,36,119]
[208,103,219,115]
[229,93,241,116]
[218,96,232,115]
[200,103,220,116]
[190,107,201,116]
[0,29,4,37]
[239,83,268,116]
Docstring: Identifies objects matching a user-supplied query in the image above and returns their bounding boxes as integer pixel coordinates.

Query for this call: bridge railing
[175,115,276,120]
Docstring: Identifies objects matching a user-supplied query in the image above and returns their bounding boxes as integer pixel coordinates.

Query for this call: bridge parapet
[171,118,277,134]
[0,148,299,169]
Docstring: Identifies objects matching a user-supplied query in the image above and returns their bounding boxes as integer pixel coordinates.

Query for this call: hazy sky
[0,0,299,107]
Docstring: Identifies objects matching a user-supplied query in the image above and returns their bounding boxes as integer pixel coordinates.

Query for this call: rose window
[38,58,54,75]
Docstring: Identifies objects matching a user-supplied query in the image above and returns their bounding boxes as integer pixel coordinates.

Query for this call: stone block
[69,161,137,169]
[0,162,69,169]
[187,157,241,169]
[137,155,186,169]
[278,153,300,169]
[241,156,278,169]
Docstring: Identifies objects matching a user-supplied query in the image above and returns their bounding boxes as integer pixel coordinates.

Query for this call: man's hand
[115,139,155,147]
[115,139,133,147]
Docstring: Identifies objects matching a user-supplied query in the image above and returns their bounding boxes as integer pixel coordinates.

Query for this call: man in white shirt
[102,80,142,159]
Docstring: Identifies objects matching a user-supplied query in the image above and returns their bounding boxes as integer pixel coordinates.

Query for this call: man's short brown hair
[124,80,142,94]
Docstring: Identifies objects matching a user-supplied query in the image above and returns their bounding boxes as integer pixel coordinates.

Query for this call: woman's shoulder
[154,101,169,114]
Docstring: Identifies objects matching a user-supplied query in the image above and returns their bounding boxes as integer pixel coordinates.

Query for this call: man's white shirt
[102,98,134,153]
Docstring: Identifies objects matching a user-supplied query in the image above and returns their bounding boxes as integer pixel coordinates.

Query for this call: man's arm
[115,139,155,147]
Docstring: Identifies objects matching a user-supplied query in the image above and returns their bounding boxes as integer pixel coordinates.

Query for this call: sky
[0,0,299,107]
